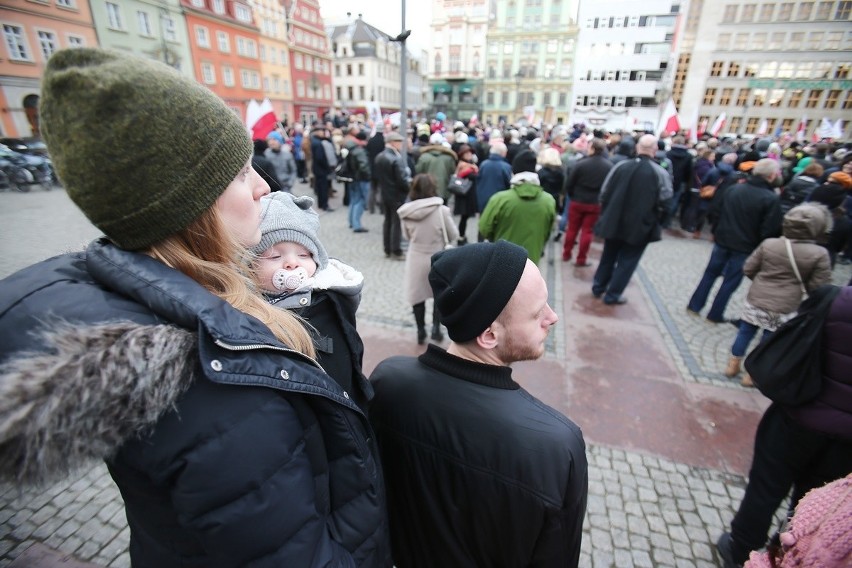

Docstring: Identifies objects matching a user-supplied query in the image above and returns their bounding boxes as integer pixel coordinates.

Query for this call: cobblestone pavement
[1,184,849,567]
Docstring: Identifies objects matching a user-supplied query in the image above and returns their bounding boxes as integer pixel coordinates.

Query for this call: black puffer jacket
[780,175,819,214]
[0,239,391,567]
[711,175,783,253]
[373,147,411,200]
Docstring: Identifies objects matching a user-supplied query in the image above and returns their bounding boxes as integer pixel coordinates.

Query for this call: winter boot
[431,304,444,341]
[413,303,427,345]
[724,356,742,378]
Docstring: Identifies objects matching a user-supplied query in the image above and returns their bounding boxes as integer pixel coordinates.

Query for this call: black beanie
[512,149,537,174]
[429,241,528,342]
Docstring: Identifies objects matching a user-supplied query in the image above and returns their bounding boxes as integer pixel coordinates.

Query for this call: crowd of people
[0,48,849,568]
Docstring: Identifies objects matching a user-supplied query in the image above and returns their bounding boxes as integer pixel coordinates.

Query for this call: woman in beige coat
[725,203,833,385]
[397,173,459,344]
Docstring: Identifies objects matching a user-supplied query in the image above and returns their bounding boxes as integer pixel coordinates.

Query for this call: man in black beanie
[369,240,588,568]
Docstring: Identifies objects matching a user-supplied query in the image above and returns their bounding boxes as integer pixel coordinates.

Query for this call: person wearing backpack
[716,284,852,568]
[723,203,833,385]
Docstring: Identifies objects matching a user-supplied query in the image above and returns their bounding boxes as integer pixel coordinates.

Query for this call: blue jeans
[592,239,647,302]
[348,180,368,230]
[558,195,571,232]
[688,244,749,322]
[731,321,773,357]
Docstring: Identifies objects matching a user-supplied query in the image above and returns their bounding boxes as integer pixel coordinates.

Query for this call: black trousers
[382,194,405,255]
[728,403,852,563]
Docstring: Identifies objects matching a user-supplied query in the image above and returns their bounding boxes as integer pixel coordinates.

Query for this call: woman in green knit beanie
[0,49,391,566]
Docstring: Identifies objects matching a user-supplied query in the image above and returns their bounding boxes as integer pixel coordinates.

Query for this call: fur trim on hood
[419,144,458,161]
[0,321,197,485]
[510,171,541,187]
[266,258,364,312]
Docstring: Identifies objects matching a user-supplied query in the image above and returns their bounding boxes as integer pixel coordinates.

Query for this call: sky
[317,0,433,52]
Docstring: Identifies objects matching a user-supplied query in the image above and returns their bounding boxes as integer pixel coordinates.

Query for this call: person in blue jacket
[0,48,390,567]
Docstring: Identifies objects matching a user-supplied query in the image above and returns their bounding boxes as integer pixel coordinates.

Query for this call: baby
[253,192,371,411]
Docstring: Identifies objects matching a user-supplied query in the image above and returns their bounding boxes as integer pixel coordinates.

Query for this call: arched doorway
[23,94,40,136]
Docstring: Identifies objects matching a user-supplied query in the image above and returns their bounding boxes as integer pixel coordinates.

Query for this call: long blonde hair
[147,206,316,358]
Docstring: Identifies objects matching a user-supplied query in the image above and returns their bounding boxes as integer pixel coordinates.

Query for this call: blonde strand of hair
[146,208,316,358]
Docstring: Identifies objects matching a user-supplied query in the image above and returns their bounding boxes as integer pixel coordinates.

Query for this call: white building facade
[571,0,684,133]
[329,16,427,116]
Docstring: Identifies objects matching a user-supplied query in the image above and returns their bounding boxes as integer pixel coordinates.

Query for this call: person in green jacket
[479,149,556,264]
[415,133,458,201]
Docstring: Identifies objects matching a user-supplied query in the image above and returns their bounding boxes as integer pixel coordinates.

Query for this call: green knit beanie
[40,48,252,250]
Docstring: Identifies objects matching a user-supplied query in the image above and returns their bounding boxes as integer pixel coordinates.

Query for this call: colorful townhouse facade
[249,0,295,124]
[0,0,98,137]
[283,0,333,125]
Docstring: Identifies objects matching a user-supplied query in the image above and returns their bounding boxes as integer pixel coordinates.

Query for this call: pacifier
[272,267,309,292]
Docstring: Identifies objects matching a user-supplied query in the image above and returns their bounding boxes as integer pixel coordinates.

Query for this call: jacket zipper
[213,338,326,373]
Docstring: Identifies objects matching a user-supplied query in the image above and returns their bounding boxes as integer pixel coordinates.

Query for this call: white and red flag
[709,113,727,137]
[795,115,808,141]
[656,98,681,137]
[246,98,277,141]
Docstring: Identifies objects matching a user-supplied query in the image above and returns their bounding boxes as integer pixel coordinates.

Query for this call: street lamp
[515,71,523,123]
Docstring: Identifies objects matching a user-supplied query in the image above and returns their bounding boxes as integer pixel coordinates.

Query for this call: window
[212,0,225,14]
[222,66,234,86]
[106,2,124,29]
[769,32,785,49]
[240,69,260,89]
[217,31,229,52]
[37,30,58,61]
[196,26,210,48]
[727,61,740,77]
[234,4,252,23]
[741,3,756,21]
[837,1,852,18]
[746,117,760,133]
[826,32,842,49]
[236,37,257,58]
[67,34,84,47]
[744,63,759,77]
[789,32,804,49]
[720,88,734,105]
[844,91,852,110]
[56,0,76,6]
[503,41,513,54]
[778,2,794,19]
[788,89,804,107]
[778,62,794,77]
[559,92,568,106]
[722,4,738,22]
[162,16,176,41]
[752,33,766,49]
[736,88,751,105]
[137,11,153,36]
[729,117,741,133]
[795,62,812,77]
[808,32,824,49]
[816,1,833,19]
[434,54,441,74]
[734,33,748,50]
[752,89,766,106]
[547,40,558,53]
[718,33,731,50]
[710,61,724,76]
[759,61,777,78]
[346,64,352,76]
[501,91,509,106]
[759,4,775,21]
[359,86,365,100]
[347,86,353,100]
[797,2,814,19]
[201,62,215,84]
[703,88,717,105]
[805,89,823,108]
[836,64,850,78]
[486,91,495,105]
[358,63,364,75]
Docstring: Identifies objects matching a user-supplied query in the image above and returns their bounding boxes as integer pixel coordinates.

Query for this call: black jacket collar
[418,344,519,390]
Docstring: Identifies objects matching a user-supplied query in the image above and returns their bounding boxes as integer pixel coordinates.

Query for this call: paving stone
[613,548,634,567]
[632,549,654,567]
[693,541,714,561]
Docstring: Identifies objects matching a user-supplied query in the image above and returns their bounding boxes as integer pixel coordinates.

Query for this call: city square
[1,183,848,567]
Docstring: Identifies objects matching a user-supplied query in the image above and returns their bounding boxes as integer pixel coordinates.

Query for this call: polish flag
[697,117,708,138]
[795,116,808,141]
[246,98,277,141]
[469,113,478,127]
[816,117,835,139]
[756,118,768,135]
[709,112,727,137]
[656,98,681,137]
[832,120,845,140]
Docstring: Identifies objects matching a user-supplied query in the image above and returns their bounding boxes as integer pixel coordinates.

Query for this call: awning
[432,85,452,94]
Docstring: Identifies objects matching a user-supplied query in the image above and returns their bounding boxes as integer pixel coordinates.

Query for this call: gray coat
[265,147,297,191]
